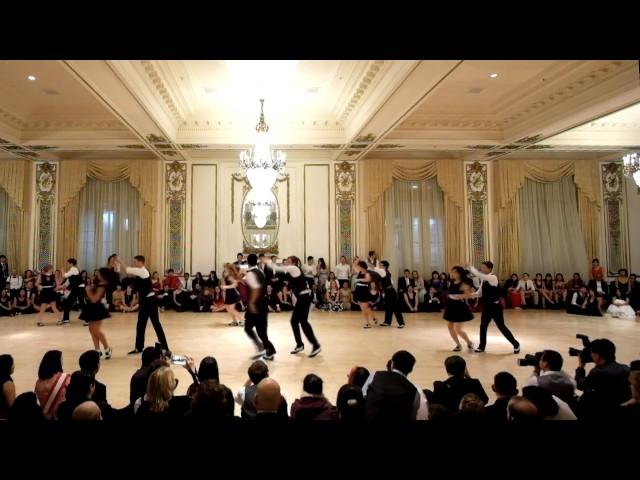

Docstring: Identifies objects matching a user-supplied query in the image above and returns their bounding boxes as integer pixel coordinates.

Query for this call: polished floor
[1,308,638,409]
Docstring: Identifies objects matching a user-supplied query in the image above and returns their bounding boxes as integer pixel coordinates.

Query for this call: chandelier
[239,99,286,193]
[623,152,640,187]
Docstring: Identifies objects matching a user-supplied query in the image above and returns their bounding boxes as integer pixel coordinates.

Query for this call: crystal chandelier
[239,99,286,194]
[623,152,640,187]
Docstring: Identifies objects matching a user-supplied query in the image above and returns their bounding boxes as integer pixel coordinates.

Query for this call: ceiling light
[489,73,498,78]
[28,75,36,81]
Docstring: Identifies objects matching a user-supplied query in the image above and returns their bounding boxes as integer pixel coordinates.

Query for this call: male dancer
[266,256,321,357]
[59,258,85,325]
[468,261,520,353]
[244,254,276,361]
[115,255,170,355]
[377,260,405,328]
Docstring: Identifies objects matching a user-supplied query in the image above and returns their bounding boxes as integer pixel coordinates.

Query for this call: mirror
[241,188,279,252]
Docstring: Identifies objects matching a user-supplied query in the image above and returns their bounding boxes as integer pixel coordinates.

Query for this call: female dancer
[353,260,376,328]
[37,265,61,327]
[443,266,475,352]
[80,268,112,359]
[221,263,244,326]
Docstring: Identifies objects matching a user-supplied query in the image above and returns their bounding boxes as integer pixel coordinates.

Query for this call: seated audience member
[575,338,631,419]
[321,281,343,312]
[362,350,429,421]
[57,371,113,422]
[484,372,518,422]
[277,285,294,312]
[421,286,441,312]
[205,271,219,289]
[412,271,426,304]
[120,285,139,313]
[254,378,287,422]
[290,374,338,421]
[567,286,601,316]
[521,386,577,420]
[129,346,163,405]
[162,269,181,291]
[503,273,522,309]
[539,273,556,307]
[324,272,338,293]
[0,354,16,419]
[432,355,489,413]
[336,384,365,422]
[451,393,486,421]
[189,283,202,309]
[186,380,233,421]
[397,269,414,295]
[180,273,191,291]
[185,356,234,417]
[507,396,541,422]
[72,401,103,421]
[110,284,124,312]
[518,273,537,308]
[12,288,35,315]
[263,284,278,313]
[438,272,451,292]
[34,350,70,420]
[235,360,287,420]
[566,272,585,296]
[170,283,190,312]
[310,283,324,310]
[621,369,640,419]
[135,366,188,418]
[8,269,23,298]
[79,350,107,403]
[8,391,45,422]
[588,272,610,311]
[197,286,214,312]
[192,272,206,291]
[347,366,371,389]
[553,273,568,304]
[428,404,450,422]
[0,289,12,316]
[610,268,631,302]
[157,285,171,311]
[151,272,162,295]
[402,285,419,313]
[428,271,441,290]
[339,281,352,311]
[524,350,576,405]
[532,274,545,308]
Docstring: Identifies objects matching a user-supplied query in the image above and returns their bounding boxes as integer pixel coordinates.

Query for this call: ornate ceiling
[0,60,638,163]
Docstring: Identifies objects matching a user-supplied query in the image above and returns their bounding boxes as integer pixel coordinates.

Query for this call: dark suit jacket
[92,380,108,403]
[397,277,415,294]
[587,279,610,298]
[484,396,511,422]
[432,376,489,413]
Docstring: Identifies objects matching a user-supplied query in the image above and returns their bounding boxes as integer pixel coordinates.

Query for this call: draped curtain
[363,159,465,270]
[0,186,8,255]
[519,177,589,279]
[0,159,32,272]
[384,178,445,278]
[494,159,600,279]
[78,178,140,273]
[56,160,160,270]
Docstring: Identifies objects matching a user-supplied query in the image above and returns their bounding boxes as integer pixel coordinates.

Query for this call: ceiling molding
[140,60,185,123]
[338,61,385,123]
[0,106,27,128]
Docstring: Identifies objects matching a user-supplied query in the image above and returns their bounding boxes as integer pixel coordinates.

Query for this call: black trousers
[135,298,169,351]
[62,286,85,321]
[291,293,320,349]
[478,302,519,350]
[245,307,276,355]
[383,287,405,325]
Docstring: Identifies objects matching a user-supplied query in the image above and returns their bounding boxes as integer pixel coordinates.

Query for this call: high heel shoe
[363,324,371,329]
[467,342,474,351]
[452,345,462,352]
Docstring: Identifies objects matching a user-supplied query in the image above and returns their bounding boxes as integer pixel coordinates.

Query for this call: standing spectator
[0,255,8,286]
[317,258,329,291]
[591,258,604,280]
[302,256,317,287]
[334,256,351,285]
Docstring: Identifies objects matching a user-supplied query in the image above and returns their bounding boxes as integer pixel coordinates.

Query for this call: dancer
[221,263,244,326]
[114,255,170,355]
[378,260,405,328]
[244,254,276,361]
[36,265,61,327]
[442,266,475,352]
[265,256,321,357]
[59,258,85,326]
[467,261,520,354]
[80,268,112,359]
[353,260,377,329]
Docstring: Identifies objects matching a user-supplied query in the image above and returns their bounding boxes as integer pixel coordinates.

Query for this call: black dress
[79,284,110,322]
[38,273,58,304]
[443,282,473,322]
[353,272,370,303]
[223,277,240,305]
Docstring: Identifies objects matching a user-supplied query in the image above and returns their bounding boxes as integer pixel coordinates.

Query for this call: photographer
[524,350,576,405]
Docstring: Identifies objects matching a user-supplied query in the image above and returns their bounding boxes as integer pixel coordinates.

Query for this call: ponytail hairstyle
[451,266,470,281]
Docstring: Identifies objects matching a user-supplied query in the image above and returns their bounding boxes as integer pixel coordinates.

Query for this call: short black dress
[223,277,241,305]
[38,273,58,304]
[79,284,110,322]
[353,272,370,303]
[443,281,473,322]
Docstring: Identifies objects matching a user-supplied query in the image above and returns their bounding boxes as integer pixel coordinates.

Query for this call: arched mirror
[241,188,279,252]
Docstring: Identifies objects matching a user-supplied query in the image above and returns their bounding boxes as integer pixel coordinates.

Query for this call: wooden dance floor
[1,309,639,409]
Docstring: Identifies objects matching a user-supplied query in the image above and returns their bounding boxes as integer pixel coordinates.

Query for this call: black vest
[40,273,55,288]
[481,280,500,304]
[134,274,152,299]
[380,271,392,290]
[68,273,82,288]
[364,371,417,422]
[286,268,308,296]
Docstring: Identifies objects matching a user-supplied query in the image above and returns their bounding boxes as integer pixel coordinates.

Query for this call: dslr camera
[568,334,592,364]
[517,351,543,367]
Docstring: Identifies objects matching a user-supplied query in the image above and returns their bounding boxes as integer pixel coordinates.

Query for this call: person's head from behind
[539,350,563,372]
[480,261,493,275]
[72,401,103,421]
[198,356,220,382]
[391,350,416,376]
[336,384,364,421]
[141,346,162,367]
[190,380,229,419]
[248,360,269,385]
[146,366,176,413]
[66,371,96,404]
[459,393,485,413]
[347,366,370,388]
[8,392,45,422]
[590,339,616,365]
[355,261,367,273]
[492,371,518,398]
[133,255,146,267]
[444,355,466,377]
[428,404,450,421]
[247,253,258,267]
[79,350,100,375]
[38,350,63,380]
[0,354,14,377]
[522,386,559,418]
[254,378,281,413]
[507,396,540,422]
[303,374,323,396]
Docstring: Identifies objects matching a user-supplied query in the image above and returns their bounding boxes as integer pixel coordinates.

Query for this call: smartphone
[171,355,187,366]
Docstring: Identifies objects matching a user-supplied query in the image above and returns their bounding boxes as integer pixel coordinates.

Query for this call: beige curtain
[494,159,600,278]
[363,159,465,270]
[57,160,160,269]
[0,159,32,272]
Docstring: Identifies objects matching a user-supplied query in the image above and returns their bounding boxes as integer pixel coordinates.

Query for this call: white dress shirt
[8,275,23,290]
[361,369,429,421]
[468,266,498,300]
[334,263,351,281]
[518,279,535,291]
[126,266,154,297]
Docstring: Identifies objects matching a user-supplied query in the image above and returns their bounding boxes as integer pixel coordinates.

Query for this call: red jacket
[162,275,181,290]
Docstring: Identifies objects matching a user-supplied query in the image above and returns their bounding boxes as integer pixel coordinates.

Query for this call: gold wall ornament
[335,161,356,200]
[465,161,489,267]
[165,161,186,202]
[34,162,57,270]
[465,161,488,202]
[335,161,356,261]
[165,161,187,272]
[36,162,56,202]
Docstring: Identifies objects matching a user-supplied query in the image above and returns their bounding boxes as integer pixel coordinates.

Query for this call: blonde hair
[224,263,240,280]
[146,366,176,413]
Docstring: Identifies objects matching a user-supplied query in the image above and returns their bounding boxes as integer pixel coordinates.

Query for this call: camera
[517,352,543,367]
[568,333,593,364]
[171,355,187,366]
